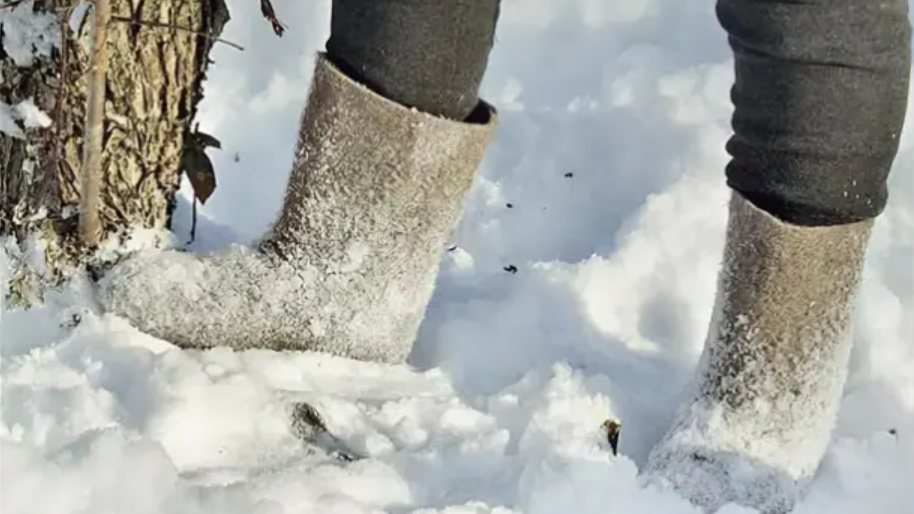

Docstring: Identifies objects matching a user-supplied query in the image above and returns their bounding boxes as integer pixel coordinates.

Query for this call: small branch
[78,0,109,248]
[0,0,28,11]
[51,3,72,172]
[2,0,83,10]
[109,15,244,51]
[189,195,197,245]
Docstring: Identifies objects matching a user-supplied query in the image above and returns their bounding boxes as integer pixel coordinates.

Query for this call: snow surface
[2,1,914,513]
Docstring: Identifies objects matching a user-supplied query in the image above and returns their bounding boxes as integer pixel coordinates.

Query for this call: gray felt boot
[642,192,874,513]
[97,54,497,363]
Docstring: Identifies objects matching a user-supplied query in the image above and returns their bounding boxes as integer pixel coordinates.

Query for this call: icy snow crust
[3,0,914,513]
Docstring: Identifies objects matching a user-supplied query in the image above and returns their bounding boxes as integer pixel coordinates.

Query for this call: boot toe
[643,439,799,513]
[96,245,276,349]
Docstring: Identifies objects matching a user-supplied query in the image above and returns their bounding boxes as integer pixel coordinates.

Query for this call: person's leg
[98,0,501,363]
[325,0,499,121]
[721,0,910,226]
[644,1,910,511]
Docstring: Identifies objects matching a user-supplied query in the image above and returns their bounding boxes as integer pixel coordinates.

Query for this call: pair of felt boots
[98,54,875,513]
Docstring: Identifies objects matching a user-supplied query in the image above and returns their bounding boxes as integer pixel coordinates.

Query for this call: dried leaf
[181,146,216,204]
[192,131,222,149]
[290,401,330,437]
[290,402,363,462]
[259,0,286,36]
[601,419,622,456]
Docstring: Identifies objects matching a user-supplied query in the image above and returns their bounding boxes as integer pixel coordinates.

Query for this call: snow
[0,0,58,67]
[0,0,58,139]
[0,100,26,138]
[0,97,53,139]
[2,1,913,514]
[12,97,52,129]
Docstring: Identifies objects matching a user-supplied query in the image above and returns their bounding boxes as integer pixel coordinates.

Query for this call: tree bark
[1,0,229,304]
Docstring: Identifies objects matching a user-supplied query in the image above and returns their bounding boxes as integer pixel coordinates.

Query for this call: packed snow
[2,1,913,513]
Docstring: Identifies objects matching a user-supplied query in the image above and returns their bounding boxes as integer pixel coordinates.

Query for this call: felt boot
[97,54,497,363]
[642,191,873,512]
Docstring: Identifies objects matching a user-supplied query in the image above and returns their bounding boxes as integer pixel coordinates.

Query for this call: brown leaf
[182,146,217,204]
[601,419,622,456]
[192,131,222,149]
[290,401,363,462]
[259,0,286,36]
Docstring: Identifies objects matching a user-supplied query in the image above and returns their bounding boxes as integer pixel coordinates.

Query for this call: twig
[78,0,109,248]
[51,2,72,179]
[189,196,197,244]
[0,0,29,11]
[109,15,244,51]
[1,0,80,13]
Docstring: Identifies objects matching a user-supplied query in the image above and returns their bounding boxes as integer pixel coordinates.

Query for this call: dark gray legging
[325,0,911,227]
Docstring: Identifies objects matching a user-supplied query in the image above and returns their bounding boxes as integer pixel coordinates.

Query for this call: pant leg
[717,0,911,226]
[325,0,501,121]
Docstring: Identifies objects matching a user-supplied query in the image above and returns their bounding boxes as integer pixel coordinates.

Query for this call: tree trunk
[1,0,229,305]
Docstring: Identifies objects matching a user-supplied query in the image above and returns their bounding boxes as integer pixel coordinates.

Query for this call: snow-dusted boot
[642,191,874,513]
[97,53,497,363]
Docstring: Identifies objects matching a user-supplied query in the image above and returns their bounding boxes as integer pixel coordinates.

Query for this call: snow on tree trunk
[1,0,229,305]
